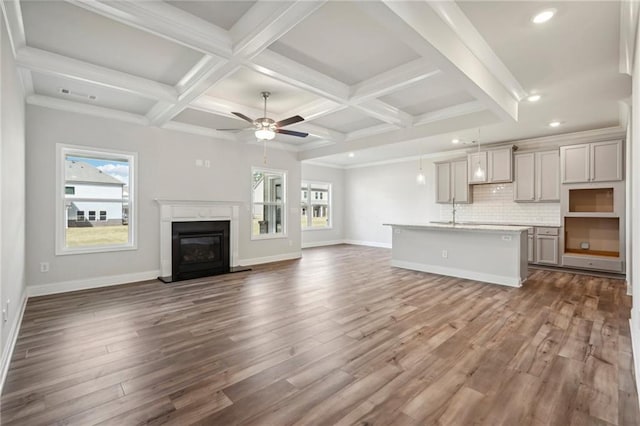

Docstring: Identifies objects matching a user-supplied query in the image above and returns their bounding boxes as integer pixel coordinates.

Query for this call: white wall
[1,12,27,379]
[301,163,344,247]
[344,159,440,247]
[26,106,301,289]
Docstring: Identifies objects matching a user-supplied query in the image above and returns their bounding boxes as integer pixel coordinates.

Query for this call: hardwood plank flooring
[1,245,638,425]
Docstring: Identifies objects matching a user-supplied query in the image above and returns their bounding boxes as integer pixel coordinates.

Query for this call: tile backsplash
[439,183,561,226]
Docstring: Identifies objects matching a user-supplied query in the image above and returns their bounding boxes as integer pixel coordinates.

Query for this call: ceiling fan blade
[275,115,304,128]
[232,112,255,124]
[276,129,309,138]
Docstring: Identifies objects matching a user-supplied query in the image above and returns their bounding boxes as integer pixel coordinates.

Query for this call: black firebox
[170,220,230,282]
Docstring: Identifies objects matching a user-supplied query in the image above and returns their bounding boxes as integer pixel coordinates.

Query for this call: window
[57,144,136,254]
[252,168,286,239]
[301,181,331,229]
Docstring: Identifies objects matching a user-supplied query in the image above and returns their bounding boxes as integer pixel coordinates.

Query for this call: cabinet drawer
[562,255,623,273]
[535,227,559,236]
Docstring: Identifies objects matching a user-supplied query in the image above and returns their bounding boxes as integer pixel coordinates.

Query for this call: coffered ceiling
[1,1,631,165]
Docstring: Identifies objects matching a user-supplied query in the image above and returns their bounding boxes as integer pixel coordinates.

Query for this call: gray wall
[301,163,345,247]
[1,14,27,356]
[344,159,440,246]
[26,106,301,288]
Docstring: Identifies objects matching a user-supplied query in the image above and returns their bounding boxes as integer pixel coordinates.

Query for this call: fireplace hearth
[168,220,230,282]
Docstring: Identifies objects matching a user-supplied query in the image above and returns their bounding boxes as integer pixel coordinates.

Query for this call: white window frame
[301,181,332,231]
[251,167,287,240]
[56,143,137,255]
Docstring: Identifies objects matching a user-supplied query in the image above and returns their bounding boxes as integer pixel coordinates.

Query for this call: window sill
[56,244,137,256]
[251,233,288,241]
[302,226,333,232]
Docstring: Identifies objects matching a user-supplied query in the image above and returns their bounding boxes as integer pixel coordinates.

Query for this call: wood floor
[1,245,639,425]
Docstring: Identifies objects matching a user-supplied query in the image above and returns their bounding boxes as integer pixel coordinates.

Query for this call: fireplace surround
[156,200,241,283]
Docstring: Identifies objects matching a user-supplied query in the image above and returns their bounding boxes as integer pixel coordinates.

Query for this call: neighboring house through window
[252,168,286,238]
[301,181,331,229]
[57,144,136,254]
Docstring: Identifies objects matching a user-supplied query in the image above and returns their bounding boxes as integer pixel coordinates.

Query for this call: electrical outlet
[204,160,211,168]
[289,240,293,247]
[195,159,203,167]
[40,262,49,273]
[442,250,448,258]
[4,299,9,322]
[502,235,512,241]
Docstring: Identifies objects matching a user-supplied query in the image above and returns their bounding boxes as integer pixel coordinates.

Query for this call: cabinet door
[528,235,534,263]
[435,162,451,203]
[513,153,535,202]
[536,150,560,201]
[451,160,471,203]
[591,140,622,182]
[536,235,559,265]
[467,152,487,184]
[561,144,590,183]
[488,148,513,182]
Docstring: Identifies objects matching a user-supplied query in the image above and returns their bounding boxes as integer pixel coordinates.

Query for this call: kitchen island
[383,223,529,287]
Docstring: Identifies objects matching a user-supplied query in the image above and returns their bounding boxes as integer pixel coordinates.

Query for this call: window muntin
[301,181,331,229]
[252,168,286,239]
[57,144,136,254]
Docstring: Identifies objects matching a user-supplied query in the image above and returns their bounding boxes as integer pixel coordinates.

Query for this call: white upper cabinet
[435,159,471,204]
[513,153,535,201]
[467,152,487,184]
[536,150,560,201]
[561,140,622,183]
[514,150,560,202]
[488,147,513,183]
[468,147,512,184]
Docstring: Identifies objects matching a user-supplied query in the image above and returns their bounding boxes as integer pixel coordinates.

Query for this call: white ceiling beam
[161,121,238,142]
[0,0,26,56]
[346,123,400,141]
[353,99,414,127]
[27,94,149,126]
[350,59,441,102]
[230,1,327,59]
[280,99,346,122]
[249,49,350,102]
[175,55,221,95]
[413,101,486,127]
[427,1,526,101]
[67,0,232,58]
[619,1,640,75]
[359,1,518,123]
[16,47,178,102]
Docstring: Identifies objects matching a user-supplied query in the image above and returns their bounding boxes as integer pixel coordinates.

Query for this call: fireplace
[171,220,230,281]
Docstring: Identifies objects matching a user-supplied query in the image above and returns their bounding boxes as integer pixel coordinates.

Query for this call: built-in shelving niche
[568,188,614,213]
[564,217,620,258]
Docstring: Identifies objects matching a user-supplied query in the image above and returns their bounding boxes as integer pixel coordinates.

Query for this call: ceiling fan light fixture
[255,129,276,140]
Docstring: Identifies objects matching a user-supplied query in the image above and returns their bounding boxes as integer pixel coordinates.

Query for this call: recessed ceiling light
[527,94,541,102]
[452,138,460,144]
[532,9,556,24]
[549,121,561,127]
[348,152,355,158]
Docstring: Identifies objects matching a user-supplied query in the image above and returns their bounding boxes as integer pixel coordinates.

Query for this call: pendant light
[474,128,485,179]
[416,155,426,185]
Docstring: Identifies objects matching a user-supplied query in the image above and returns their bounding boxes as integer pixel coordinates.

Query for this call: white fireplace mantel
[155,199,241,278]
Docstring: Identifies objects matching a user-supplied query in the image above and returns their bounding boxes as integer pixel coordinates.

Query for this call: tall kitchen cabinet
[560,140,625,273]
[513,150,560,202]
[435,159,471,203]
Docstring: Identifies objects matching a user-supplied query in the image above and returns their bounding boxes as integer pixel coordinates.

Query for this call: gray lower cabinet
[536,235,559,265]
[435,159,471,203]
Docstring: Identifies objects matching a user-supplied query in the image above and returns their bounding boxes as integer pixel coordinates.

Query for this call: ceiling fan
[218,91,309,140]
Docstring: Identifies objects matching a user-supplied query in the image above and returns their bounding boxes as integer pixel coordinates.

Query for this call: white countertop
[383,223,530,232]
[429,220,561,228]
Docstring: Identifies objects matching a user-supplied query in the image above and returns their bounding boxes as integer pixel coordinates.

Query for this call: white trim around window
[55,143,138,255]
[251,167,287,240]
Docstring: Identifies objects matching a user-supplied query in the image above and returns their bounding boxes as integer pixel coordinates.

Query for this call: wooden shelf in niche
[564,217,620,257]
[568,188,614,213]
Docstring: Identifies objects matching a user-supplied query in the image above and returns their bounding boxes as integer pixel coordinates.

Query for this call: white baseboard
[631,318,640,408]
[0,288,27,393]
[390,260,523,288]
[240,252,302,266]
[27,270,161,297]
[343,239,392,249]
[302,239,345,248]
